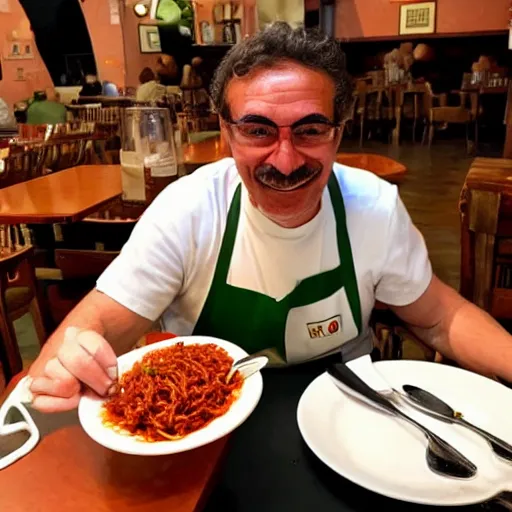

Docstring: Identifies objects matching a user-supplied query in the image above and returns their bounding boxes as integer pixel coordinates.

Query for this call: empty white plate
[79,335,263,456]
[297,360,512,506]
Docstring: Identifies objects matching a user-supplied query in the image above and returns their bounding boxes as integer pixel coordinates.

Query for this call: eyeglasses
[223,114,341,148]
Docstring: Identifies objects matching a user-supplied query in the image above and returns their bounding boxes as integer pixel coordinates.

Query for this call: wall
[0,1,53,107]
[0,0,127,107]
[336,0,509,40]
[80,0,126,87]
[121,7,162,88]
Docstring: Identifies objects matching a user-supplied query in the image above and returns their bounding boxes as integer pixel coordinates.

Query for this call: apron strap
[209,184,242,285]
[328,173,363,333]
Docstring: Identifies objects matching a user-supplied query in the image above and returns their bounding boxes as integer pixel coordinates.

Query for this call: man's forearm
[409,298,512,381]
[30,289,153,376]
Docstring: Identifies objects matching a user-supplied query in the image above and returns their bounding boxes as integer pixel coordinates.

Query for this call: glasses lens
[292,123,335,146]
[233,123,278,146]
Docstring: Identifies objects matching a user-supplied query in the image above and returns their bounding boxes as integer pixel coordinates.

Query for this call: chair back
[0,224,35,381]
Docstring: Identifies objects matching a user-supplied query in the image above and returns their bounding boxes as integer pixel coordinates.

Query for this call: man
[26,90,67,126]
[28,23,512,413]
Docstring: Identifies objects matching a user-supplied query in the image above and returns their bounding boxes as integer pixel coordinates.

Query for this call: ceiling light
[134,2,149,17]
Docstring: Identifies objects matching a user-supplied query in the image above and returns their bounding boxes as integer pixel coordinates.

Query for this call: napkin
[345,354,393,393]
[0,376,39,470]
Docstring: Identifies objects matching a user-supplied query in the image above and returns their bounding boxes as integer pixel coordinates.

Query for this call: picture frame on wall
[138,24,162,53]
[399,1,436,35]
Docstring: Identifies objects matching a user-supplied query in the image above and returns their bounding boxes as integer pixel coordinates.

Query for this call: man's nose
[265,137,306,176]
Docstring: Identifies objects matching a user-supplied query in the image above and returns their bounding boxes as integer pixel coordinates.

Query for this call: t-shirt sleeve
[374,190,432,306]
[96,194,185,322]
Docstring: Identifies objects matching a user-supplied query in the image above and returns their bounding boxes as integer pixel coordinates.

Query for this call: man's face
[221,62,341,228]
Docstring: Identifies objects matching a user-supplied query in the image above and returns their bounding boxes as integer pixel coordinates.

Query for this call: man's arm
[390,274,512,381]
[29,289,154,378]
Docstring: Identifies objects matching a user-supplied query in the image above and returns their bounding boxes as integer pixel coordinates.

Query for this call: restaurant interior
[1,0,512,510]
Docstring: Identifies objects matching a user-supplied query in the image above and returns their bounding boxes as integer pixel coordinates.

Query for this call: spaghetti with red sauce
[102,342,243,442]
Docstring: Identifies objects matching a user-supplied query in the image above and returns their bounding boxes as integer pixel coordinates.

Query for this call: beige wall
[336,0,509,40]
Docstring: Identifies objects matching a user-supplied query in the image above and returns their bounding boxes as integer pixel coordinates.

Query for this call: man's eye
[294,124,329,137]
[240,124,273,137]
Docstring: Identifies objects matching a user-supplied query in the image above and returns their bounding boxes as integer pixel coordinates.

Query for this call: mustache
[254,163,323,191]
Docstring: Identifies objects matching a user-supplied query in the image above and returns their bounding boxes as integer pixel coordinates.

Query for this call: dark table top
[205,356,489,512]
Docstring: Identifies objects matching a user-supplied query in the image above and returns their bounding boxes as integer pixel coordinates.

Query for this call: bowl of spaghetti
[78,336,263,455]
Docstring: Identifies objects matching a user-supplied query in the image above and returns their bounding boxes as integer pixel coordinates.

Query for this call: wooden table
[335,153,406,184]
[183,136,230,166]
[0,374,228,512]
[182,136,407,183]
[0,165,122,225]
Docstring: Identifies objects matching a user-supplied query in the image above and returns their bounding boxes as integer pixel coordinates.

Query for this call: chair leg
[359,116,364,148]
[428,123,435,148]
[0,279,22,380]
[421,123,427,145]
[29,299,47,347]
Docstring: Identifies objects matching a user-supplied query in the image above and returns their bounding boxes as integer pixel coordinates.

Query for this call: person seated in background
[79,74,103,97]
[156,54,181,87]
[136,67,167,103]
[102,81,119,97]
[26,90,67,125]
[181,56,211,114]
[0,97,17,130]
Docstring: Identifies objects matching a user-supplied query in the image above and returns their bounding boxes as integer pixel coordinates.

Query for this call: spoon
[327,363,477,479]
[226,354,269,383]
[401,385,512,462]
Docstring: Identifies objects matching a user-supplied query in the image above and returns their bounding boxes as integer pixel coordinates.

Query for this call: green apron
[193,173,363,365]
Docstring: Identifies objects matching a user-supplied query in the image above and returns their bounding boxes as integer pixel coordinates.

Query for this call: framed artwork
[5,40,34,60]
[138,24,162,53]
[399,2,436,35]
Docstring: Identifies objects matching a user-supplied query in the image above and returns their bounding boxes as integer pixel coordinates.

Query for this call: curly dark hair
[139,67,156,85]
[210,23,353,124]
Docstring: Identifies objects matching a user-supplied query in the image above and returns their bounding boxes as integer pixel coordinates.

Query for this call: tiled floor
[14,139,474,367]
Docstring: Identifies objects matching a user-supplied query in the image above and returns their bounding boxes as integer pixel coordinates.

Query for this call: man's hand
[28,327,118,413]
[25,289,154,412]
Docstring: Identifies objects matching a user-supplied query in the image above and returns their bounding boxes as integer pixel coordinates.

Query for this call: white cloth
[97,159,432,353]
[135,80,167,103]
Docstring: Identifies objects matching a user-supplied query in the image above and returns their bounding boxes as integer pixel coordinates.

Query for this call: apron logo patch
[307,315,342,339]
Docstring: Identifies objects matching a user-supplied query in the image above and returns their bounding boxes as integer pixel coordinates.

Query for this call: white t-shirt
[97,158,432,358]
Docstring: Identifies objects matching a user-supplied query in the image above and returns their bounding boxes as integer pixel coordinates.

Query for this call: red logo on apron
[307,315,342,339]
[328,320,339,334]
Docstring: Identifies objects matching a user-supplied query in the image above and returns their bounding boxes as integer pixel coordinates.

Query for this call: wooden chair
[354,83,384,147]
[370,302,442,363]
[421,82,475,152]
[0,225,47,382]
[394,84,427,144]
[0,149,46,189]
[45,208,139,326]
[459,158,512,320]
